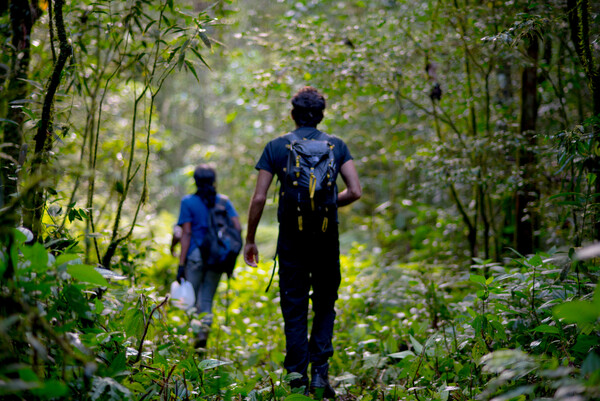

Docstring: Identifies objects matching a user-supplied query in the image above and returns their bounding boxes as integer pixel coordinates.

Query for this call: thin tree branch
[134,296,169,364]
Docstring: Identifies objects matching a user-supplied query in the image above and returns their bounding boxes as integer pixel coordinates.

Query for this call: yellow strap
[322,217,328,232]
[298,215,303,231]
[309,173,316,198]
[309,173,316,211]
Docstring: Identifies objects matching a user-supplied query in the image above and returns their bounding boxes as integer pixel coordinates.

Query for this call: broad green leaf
[466,307,478,318]
[582,352,600,375]
[21,242,48,272]
[225,111,237,124]
[527,254,543,267]
[410,335,423,355]
[554,301,599,324]
[14,227,31,243]
[389,350,416,359]
[491,321,507,340]
[284,372,303,382]
[124,308,144,339]
[66,264,108,286]
[95,299,104,314]
[30,380,68,397]
[531,324,559,334]
[18,367,39,382]
[469,274,486,285]
[55,253,80,267]
[198,358,232,370]
[285,395,313,401]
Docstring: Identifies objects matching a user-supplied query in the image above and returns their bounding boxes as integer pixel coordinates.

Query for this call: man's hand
[176,265,186,283]
[244,242,259,267]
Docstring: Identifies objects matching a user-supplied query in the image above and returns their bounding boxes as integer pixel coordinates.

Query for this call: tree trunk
[23,0,71,240]
[566,0,600,240]
[515,35,539,255]
[1,1,40,213]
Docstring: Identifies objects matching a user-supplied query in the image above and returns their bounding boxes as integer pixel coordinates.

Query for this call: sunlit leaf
[198,358,232,370]
[469,274,486,285]
[389,350,416,359]
[66,264,108,286]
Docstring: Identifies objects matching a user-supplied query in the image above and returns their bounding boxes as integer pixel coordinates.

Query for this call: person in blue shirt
[177,164,241,348]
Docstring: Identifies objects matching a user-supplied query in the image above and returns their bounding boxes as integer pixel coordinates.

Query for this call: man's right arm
[337,159,362,207]
[244,169,274,266]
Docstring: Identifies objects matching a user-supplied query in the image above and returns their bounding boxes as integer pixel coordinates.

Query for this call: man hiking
[244,86,362,397]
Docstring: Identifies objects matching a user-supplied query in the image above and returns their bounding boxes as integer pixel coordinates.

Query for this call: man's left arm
[337,160,362,207]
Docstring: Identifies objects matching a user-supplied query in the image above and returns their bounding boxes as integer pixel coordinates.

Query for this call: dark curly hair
[193,164,216,208]
[291,86,326,127]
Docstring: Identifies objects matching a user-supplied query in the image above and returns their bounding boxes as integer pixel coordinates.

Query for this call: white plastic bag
[170,279,195,310]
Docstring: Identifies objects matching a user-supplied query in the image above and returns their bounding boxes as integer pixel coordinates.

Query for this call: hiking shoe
[290,373,309,396]
[310,363,336,399]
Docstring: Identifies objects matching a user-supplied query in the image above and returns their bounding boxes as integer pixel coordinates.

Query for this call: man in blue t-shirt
[244,87,362,396]
[177,165,241,348]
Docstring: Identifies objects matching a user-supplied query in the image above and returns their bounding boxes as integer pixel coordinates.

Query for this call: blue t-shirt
[255,126,353,221]
[177,194,238,257]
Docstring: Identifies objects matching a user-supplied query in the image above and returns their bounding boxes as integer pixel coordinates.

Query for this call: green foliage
[2,223,600,400]
[2,0,600,400]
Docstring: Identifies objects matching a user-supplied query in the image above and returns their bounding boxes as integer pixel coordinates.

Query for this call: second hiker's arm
[179,222,192,266]
[337,160,362,207]
[244,169,273,266]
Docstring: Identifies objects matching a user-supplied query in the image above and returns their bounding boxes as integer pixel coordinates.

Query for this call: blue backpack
[199,197,242,278]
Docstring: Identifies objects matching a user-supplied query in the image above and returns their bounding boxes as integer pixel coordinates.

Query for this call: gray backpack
[281,130,339,231]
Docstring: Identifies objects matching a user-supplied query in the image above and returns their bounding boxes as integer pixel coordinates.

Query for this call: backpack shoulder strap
[285,128,325,142]
[283,131,300,143]
[215,195,227,207]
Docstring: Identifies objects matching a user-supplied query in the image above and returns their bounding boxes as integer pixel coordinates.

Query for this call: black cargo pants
[277,218,341,385]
